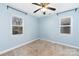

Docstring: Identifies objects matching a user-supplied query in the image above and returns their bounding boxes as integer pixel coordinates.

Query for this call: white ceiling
[6,3,79,17]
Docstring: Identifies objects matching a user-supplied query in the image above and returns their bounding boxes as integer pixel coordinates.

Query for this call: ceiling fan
[32,3,56,15]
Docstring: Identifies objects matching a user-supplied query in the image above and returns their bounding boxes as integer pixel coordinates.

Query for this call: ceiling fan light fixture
[41,7,47,12]
[32,3,56,15]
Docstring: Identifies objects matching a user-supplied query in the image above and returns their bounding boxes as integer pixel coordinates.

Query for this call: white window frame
[59,16,73,36]
[11,16,24,35]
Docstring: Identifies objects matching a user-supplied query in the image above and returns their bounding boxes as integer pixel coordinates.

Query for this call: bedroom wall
[39,9,79,47]
[1,3,79,51]
[0,4,39,51]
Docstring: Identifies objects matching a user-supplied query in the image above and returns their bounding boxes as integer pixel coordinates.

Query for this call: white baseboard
[1,39,79,55]
[0,39,38,55]
[42,39,79,49]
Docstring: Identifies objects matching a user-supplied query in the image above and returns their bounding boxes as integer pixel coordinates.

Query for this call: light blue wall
[1,3,79,51]
[40,9,79,47]
[0,4,39,51]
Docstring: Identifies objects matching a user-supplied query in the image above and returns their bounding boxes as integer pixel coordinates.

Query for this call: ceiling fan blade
[33,8,41,13]
[47,7,56,11]
[32,3,41,6]
[43,12,46,15]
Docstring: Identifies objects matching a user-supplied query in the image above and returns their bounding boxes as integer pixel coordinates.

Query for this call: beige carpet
[1,39,79,56]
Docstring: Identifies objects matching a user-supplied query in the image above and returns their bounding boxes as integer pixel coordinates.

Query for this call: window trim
[59,16,73,36]
[11,16,24,35]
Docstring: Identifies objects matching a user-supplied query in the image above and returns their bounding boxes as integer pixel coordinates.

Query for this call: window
[60,17,71,34]
[12,16,23,35]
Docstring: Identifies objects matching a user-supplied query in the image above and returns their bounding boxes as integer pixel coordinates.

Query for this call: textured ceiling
[6,3,79,17]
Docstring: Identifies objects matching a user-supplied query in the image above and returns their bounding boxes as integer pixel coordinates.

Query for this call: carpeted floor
[1,39,79,56]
